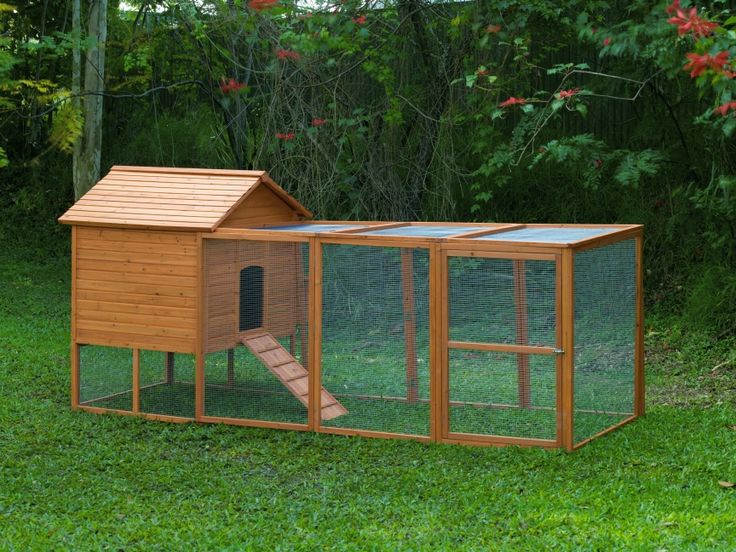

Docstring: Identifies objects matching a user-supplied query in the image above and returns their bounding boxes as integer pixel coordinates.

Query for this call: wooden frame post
[307,237,322,431]
[428,244,441,441]
[195,232,205,421]
[227,349,235,388]
[70,226,79,409]
[439,248,449,441]
[513,259,531,408]
[634,234,645,416]
[132,348,140,414]
[71,343,80,409]
[560,249,575,451]
[165,353,175,384]
[297,243,309,370]
[400,248,418,403]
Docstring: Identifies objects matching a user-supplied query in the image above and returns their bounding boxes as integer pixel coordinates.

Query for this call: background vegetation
[2,0,735,335]
[0,2,735,548]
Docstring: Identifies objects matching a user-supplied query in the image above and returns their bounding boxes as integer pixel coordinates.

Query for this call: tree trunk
[73,0,108,200]
[71,0,81,197]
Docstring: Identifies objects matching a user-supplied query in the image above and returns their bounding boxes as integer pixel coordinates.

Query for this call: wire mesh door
[445,251,561,445]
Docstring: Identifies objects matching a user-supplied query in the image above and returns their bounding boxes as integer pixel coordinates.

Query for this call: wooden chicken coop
[59,165,644,450]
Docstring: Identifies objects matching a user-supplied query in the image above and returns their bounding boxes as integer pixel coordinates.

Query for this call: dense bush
[0,0,734,334]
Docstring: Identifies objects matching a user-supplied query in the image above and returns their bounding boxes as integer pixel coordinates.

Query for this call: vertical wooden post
[429,244,441,442]
[227,348,235,388]
[165,352,175,384]
[513,259,531,408]
[297,243,309,370]
[70,226,79,410]
[307,237,323,431]
[132,348,140,414]
[195,232,205,421]
[401,248,418,403]
[71,343,80,409]
[560,249,575,451]
[634,234,645,417]
[555,255,564,448]
[439,249,450,440]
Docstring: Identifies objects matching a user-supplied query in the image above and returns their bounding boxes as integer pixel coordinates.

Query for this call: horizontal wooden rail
[448,340,557,356]
[448,224,525,239]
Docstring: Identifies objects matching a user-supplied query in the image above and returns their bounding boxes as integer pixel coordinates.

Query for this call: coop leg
[401,248,418,403]
[227,348,235,388]
[513,260,531,408]
[300,327,308,371]
[165,352,175,384]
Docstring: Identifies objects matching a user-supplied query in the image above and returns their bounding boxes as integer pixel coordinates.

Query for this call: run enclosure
[60,166,644,450]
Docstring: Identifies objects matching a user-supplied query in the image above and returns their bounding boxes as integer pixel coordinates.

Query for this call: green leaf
[723,117,736,138]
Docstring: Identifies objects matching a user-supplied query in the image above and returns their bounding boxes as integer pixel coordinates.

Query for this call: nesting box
[59,166,644,450]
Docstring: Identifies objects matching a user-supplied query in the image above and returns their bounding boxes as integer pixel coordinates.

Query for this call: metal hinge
[553,348,565,355]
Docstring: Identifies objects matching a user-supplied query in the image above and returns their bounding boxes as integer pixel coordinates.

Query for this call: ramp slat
[241,331,348,421]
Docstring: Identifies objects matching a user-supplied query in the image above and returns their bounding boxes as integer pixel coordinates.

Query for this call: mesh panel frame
[446,254,559,442]
[139,351,196,418]
[448,351,557,440]
[573,239,636,444]
[78,345,133,411]
[320,244,430,436]
[448,257,557,347]
[203,239,310,426]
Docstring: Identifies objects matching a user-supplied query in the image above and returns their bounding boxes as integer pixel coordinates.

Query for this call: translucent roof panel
[261,223,366,233]
[475,227,616,244]
[359,225,489,238]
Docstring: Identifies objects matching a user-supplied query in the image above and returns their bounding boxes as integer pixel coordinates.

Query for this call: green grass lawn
[1,246,735,550]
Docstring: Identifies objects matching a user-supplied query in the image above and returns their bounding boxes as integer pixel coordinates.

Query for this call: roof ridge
[110,165,267,177]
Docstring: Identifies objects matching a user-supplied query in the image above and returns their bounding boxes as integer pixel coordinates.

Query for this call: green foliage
[49,93,83,154]
[684,264,736,337]
[612,149,665,187]
[1,0,735,337]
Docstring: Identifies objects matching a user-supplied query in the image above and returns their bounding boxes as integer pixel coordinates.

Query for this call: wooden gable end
[218,184,300,228]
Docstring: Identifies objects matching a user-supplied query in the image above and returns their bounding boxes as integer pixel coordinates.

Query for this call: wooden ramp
[241,331,348,421]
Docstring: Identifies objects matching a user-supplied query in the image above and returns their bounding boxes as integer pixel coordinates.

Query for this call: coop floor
[80,383,629,442]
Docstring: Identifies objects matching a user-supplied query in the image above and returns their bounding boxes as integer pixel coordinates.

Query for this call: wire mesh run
[139,351,195,418]
[203,239,309,425]
[448,351,557,440]
[574,239,636,444]
[320,245,430,436]
[78,345,133,411]
[204,336,308,424]
[448,257,557,347]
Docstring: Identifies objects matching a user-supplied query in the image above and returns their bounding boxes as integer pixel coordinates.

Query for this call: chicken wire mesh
[320,244,430,436]
[203,239,309,424]
[448,350,557,440]
[139,351,195,418]
[573,239,636,444]
[447,256,558,441]
[78,345,133,411]
[448,257,557,347]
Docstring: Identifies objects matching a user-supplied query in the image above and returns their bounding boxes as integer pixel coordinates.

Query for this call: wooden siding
[218,185,297,228]
[75,227,198,353]
[204,239,304,353]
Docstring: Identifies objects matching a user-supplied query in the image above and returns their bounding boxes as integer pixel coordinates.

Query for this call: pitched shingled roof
[58,165,312,231]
